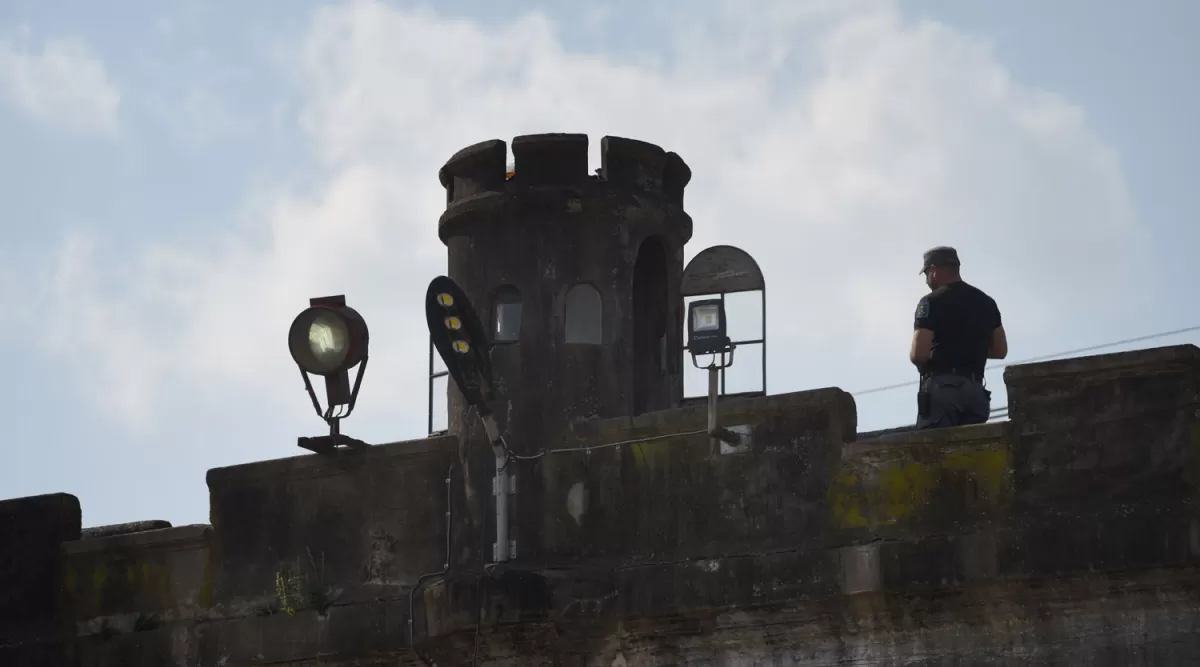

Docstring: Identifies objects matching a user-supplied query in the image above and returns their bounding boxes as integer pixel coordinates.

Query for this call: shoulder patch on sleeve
[915,298,929,319]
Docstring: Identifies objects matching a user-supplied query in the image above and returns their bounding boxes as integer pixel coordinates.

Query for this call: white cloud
[0,32,121,134]
[27,0,1142,439]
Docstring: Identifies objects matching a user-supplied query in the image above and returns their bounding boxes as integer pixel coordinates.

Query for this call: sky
[1,0,1197,528]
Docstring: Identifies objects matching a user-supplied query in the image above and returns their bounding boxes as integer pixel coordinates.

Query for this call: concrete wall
[1,344,1198,665]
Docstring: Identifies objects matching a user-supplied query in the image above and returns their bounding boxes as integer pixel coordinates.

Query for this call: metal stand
[694,348,742,454]
[707,365,720,454]
[481,412,515,563]
[297,358,370,454]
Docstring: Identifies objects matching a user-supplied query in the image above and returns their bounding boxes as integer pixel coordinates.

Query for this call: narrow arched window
[565,284,602,344]
[493,286,522,342]
[633,236,669,413]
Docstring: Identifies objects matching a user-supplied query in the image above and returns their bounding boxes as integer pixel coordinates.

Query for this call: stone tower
[438,133,693,450]
[437,133,693,559]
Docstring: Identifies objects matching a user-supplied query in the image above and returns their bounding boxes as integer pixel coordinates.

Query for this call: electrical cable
[473,325,1197,462]
[498,429,712,470]
[407,464,454,666]
[545,428,711,455]
[851,324,1200,397]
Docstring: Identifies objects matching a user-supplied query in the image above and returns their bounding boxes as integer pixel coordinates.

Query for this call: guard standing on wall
[910,246,1007,429]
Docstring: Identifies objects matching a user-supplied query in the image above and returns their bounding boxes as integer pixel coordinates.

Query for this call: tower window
[493,286,522,342]
[565,284,602,345]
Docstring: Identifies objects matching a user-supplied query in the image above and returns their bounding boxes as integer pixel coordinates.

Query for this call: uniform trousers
[916,372,991,429]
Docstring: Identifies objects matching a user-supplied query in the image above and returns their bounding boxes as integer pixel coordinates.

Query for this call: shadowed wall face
[632,235,671,415]
[0,493,80,666]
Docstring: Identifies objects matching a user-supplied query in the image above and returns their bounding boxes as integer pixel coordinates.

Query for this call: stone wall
[1,344,1198,665]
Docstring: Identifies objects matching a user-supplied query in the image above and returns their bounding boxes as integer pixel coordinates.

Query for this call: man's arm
[910,296,935,366]
[910,328,934,365]
[988,325,1007,359]
[986,301,1007,359]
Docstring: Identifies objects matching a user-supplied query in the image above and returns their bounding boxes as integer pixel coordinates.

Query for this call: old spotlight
[288,294,370,453]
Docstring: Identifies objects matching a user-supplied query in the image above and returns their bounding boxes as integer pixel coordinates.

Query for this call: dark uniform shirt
[913,281,1001,379]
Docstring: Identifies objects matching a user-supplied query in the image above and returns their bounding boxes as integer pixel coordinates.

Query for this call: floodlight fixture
[687,298,735,367]
[288,294,370,453]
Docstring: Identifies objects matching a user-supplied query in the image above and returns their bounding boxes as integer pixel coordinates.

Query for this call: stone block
[1003,344,1200,513]
[0,492,81,656]
[63,524,211,622]
[542,388,855,563]
[831,422,1012,540]
[204,435,460,610]
[511,133,590,186]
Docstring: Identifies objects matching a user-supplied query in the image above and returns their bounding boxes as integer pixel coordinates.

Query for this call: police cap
[920,246,960,274]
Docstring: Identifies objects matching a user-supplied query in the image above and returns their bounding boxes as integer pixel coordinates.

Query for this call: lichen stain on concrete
[630,434,692,474]
[92,564,108,592]
[941,447,1011,501]
[877,462,937,522]
[567,482,588,526]
[830,470,869,528]
[830,444,1012,528]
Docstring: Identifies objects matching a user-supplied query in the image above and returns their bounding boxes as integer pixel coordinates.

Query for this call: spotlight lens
[452,339,470,354]
[444,316,462,330]
[437,293,455,307]
[308,311,349,367]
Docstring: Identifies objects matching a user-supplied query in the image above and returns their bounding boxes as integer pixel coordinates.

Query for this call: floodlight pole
[707,364,719,450]
[694,348,739,455]
[479,410,511,563]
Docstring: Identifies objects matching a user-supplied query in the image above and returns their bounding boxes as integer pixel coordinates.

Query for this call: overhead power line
[852,325,1200,397]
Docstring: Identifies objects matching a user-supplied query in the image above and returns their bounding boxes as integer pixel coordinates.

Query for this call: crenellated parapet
[436,133,693,242]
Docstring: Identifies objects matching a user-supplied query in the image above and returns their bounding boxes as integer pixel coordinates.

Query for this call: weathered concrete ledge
[66,524,209,555]
[204,433,458,485]
[569,387,857,445]
[64,525,212,628]
[81,521,173,540]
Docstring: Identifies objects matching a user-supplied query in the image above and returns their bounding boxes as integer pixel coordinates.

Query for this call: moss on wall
[831,439,1012,531]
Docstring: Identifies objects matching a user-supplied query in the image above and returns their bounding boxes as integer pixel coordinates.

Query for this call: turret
[436,134,694,456]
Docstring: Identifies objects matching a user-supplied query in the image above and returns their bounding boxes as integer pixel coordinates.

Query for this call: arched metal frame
[680,245,767,403]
